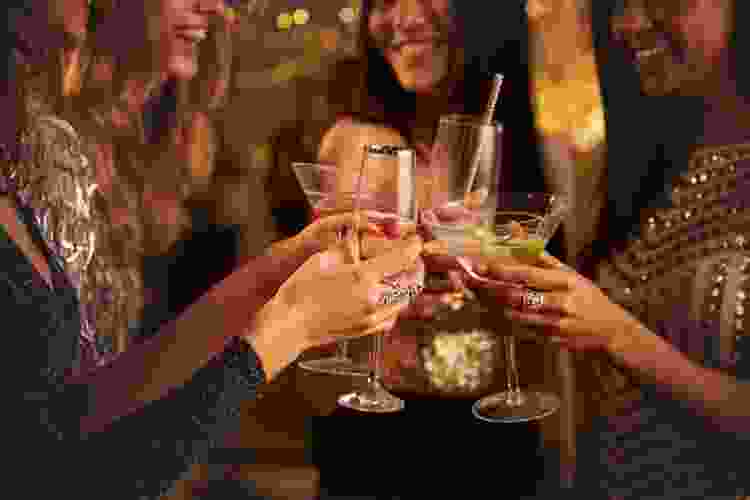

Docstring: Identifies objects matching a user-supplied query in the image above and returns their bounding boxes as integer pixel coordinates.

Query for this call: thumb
[551,335,609,352]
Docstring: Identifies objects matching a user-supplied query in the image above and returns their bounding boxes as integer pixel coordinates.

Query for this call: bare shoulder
[318,118,407,165]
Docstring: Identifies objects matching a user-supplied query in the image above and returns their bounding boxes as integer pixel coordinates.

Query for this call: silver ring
[523,289,545,309]
[378,283,424,305]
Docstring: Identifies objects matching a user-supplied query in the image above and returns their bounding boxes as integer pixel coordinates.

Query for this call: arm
[4,269,264,500]
[607,322,750,435]
[77,238,311,434]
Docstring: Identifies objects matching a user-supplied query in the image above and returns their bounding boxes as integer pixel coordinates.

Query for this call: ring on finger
[378,283,424,305]
[522,289,545,310]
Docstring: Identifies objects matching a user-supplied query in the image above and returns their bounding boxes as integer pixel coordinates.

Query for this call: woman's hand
[249,235,424,376]
[465,253,645,352]
[269,211,383,262]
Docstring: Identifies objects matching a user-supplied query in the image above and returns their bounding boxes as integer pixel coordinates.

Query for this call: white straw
[465,74,504,197]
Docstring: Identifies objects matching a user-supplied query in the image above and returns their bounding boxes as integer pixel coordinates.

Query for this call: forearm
[79,246,304,433]
[608,323,750,433]
[79,338,266,500]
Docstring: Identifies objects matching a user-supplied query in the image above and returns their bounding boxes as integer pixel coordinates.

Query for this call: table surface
[228,339,564,499]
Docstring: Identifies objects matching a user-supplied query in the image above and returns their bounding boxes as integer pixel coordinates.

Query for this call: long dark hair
[589,0,748,248]
[343,0,489,143]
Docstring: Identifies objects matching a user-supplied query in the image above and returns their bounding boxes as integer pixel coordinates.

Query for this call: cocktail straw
[349,148,367,265]
[465,73,504,197]
[484,73,504,124]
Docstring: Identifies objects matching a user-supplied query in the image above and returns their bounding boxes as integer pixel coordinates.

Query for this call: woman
[458,0,750,497]
[263,1,555,498]
[1,1,422,498]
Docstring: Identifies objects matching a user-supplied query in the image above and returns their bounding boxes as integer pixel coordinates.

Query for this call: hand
[399,247,481,319]
[265,234,424,350]
[277,211,390,261]
[466,253,644,352]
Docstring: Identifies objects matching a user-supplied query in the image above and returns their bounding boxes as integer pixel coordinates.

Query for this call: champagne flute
[337,144,422,413]
[291,162,371,377]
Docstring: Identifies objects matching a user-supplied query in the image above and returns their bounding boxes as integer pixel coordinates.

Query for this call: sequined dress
[5,110,143,362]
[577,144,750,498]
[1,113,266,499]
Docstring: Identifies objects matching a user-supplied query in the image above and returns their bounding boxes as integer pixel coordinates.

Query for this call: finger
[314,210,365,232]
[504,289,571,315]
[318,316,400,345]
[550,335,610,352]
[503,308,565,330]
[503,308,599,339]
[359,234,423,283]
[537,252,572,270]
[361,302,408,330]
[360,233,398,260]
[486,262,577,290]
[422,238,484,259]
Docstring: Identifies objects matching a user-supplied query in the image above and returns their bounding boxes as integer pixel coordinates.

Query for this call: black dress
[1,191,265,499]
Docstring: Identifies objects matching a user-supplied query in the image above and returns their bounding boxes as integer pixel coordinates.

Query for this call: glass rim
[439,113,501,129]
[291,161,337,169]
[364,144,415,157]
[494,192,570,203]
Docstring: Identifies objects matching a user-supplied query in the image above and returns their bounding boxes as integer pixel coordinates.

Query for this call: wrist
[244,300,309,379]
[606,319,660,357]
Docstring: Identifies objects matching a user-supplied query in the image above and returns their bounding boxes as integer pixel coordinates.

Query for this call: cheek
[430,0,451,19]
[675,9,730,64]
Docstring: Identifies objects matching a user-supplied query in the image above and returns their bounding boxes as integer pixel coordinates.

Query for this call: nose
[610,2,653,42]
[393,0,430,31]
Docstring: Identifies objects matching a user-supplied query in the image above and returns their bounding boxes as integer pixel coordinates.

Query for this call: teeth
[181,29,207,42]
[636,46,665,60]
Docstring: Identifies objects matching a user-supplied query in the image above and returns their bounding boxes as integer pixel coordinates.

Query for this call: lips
[628,36,671,63]
[390,32,440,49]
[177,27,208,44]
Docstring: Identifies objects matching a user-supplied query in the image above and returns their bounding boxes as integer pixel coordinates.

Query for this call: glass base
[472,391,560,423]
[297,357,370,377]
[337,384,405,413]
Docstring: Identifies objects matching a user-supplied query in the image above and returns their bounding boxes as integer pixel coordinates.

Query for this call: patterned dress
[577,144,750,499]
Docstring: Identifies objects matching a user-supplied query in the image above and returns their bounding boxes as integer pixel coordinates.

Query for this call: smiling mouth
[636,46,666,61]
[178,29,208,45]
[390,31,442,49]
[632,37,670,62]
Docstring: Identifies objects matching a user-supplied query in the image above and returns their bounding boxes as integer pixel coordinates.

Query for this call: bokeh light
[338,7,356,24]
[276,12,293,30]
[292,9,310,25]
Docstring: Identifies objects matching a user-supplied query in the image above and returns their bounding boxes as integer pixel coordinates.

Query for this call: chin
[397,73,442,95]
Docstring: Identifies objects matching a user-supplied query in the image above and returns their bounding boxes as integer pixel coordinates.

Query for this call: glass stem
[336,340,349,360]
[503,335,524,406]
[370,333,384,390]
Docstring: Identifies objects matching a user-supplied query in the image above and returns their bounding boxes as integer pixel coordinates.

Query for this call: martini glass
[291,162,370,377]
[337,144,422,413]
[468,192,570,423]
